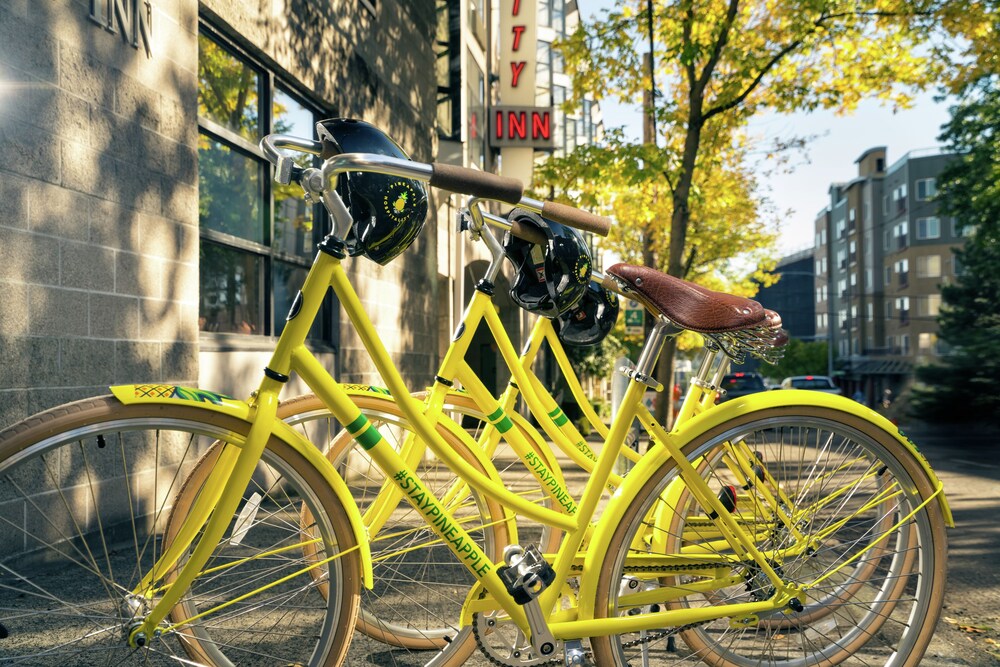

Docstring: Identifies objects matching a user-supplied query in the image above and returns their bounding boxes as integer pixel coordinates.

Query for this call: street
[901,422,1000,666]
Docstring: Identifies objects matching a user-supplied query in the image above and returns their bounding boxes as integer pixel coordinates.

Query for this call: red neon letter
[508,111,527,139]
[510,61,526,87]
[495,110,504,138]
[512,0,521,15]
[532,111,551,140]
[512,25,526,51]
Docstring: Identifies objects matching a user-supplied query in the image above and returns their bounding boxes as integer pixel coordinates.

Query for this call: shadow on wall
[0,1,199,428]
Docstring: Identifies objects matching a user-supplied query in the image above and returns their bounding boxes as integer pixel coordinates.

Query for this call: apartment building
[813,147,961,404]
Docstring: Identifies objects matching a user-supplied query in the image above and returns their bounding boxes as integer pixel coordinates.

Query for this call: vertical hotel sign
[496,0,541,182]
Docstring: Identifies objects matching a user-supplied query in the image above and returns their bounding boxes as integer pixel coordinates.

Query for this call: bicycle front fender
[110,384,374,588]
[576,389,953,621]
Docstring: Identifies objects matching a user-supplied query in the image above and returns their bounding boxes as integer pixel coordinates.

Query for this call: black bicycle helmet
[553,280,620,346]
[503,208,592,317]
[316,118,428,265]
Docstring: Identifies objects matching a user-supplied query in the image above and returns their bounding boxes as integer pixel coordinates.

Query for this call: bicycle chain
[471,562,724,666]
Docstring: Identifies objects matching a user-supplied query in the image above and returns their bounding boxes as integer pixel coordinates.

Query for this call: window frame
[197,23,337,346]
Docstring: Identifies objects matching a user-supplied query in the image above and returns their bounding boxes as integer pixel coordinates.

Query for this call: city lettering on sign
[509,0,526,88]
[89,0,153,57]
[490,106,555,149]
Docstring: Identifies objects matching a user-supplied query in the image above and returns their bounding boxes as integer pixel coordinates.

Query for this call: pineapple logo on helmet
[383,181,418,224]
[575,256,591,283]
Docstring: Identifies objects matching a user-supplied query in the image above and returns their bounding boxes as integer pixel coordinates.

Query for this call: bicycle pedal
[499,544,555,604]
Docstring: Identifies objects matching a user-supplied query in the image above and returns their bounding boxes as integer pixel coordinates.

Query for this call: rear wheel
[591,407,947,667]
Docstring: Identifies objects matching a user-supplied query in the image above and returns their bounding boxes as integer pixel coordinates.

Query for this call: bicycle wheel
[590,407,947,667]
[0,395,360,666]
[666,440,910,630]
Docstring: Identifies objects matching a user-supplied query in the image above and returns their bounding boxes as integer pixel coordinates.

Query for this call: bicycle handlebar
[540,201,612,237]
[259,132,613,239]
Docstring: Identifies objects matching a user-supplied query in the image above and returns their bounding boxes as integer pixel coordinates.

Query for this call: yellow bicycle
[0,122,951,666]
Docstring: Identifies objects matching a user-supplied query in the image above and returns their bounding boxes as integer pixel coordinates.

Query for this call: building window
[866,302,873,321]
[916,216,940,240]
[916,178,937,201]
[849,240,857,264]
[924,294,941,317]
[885,301,893,318]
[901,334,910,354]
[836,219,846,239]
[892,184,907,214]
[467,60,486,169]
[884,266,892,287]
[896,297,910,325]
[894,259,909,288]
[952,219,975,237]
[837,248,847,269]
[916,254,941,278]
[197,28,334,341]
[436,0,461,139]
[918,332,938,352]
[894,221,908,249]
[883,228,891,250]
[838,278,848,298]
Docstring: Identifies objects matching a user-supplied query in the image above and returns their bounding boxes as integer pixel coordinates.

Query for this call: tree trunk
[653,112,703,427]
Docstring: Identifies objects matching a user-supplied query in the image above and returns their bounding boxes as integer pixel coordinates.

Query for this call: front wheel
[590,407,947,667]
[0,396,361,666]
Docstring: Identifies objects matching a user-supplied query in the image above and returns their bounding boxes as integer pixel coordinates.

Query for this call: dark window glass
[200,242,263,334]
[273,261,320,337]
[198,27,333,343]
[273,89,317,258]
[199,139,264,243]
[198,34,260,140]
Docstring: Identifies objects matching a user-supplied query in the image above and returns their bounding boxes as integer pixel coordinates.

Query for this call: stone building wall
[0,0,200,428]
[0,0,441,427]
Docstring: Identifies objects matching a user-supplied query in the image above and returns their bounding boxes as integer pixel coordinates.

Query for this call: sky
[577,2,955,256]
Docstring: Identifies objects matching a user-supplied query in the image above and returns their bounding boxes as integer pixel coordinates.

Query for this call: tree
[910,79,1000,423]
[547,0,979,423]
[765,339,830,380]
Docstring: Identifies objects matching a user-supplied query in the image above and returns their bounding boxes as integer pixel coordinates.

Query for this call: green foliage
[564,332,627,381]
[766,339,830,380]
[909,80,1000,423]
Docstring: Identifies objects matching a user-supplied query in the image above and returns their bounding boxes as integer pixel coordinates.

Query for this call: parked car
[779,375,843,395]
[718,372,767,402]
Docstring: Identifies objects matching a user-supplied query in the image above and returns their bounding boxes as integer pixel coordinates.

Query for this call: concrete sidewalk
[897,421,1000,666]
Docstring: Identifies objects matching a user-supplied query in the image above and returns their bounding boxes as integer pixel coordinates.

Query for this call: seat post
[632,316,672,382]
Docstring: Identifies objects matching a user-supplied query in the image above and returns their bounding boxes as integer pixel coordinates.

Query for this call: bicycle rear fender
[576,389,953,621]
[109,384,374,588]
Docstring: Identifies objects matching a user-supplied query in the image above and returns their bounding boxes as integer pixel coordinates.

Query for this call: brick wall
[0,0,200,428]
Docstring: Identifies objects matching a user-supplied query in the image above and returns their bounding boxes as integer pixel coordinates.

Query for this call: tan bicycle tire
[0,395,361,667]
